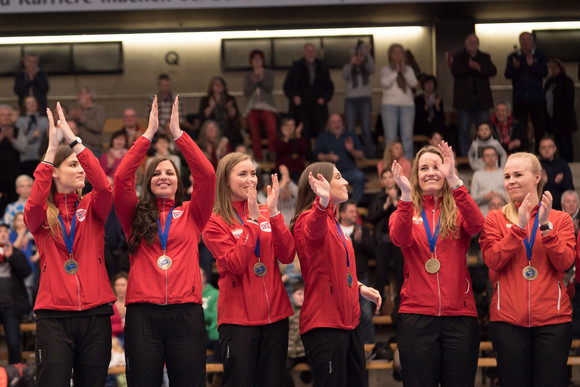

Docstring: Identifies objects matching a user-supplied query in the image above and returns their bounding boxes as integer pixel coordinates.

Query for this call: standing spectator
[342,40,375,158]
[544,58,577,162]
[196,120,231,170]
[283,43,334,147]
[0,223,32,364]
[99,130,128,184]
[468,121,507,171]
[539,136,574,211]
[0,105,27,203]
[451,33,497,157]
[414,75,445,137]
[273,116,308,183]
[16,96,47,177]
[120,108,143,147]
[491,101,529,154]
[505,32,548,150]
[277,165,298,227]
[13,53,49,114]
[2,175,32,231]
[378,140,411,179]
[381,43,418,160]
[199,76,242,148]
[243,49,277,161]
[470,146,506,216]
[314,114,365,203]
[69,86,106,158]
[146,74,189,132]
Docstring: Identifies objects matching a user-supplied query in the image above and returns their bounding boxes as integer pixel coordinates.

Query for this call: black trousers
[35,314,112,387]
[124,303,206,387]
[491,321,572,387]
[513,102,545,151]
[301,326,367,387]
[219,318,289,387]
[398,313,479,387]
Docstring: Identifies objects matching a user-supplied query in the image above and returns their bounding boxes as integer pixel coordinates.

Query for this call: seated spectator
[10,212,37,312]
[561,190,579,236]
[146,133,181,172]
[99,130,128,184]
[107,337,126,387]
[197,120,231,170]
[2,175,32,230]
[199,76,242,147]
[120,108,144,147]
[0,105,27,203]
[277,165,298,226]
[468,120,507,171]
[285,281,311,387]
[243,49,278,161]
[314,114,365,202]
[377,140,411,179]
[428,130,444,147]
[273,116,309,183]
[110,272,127,343]
[16,96,47,177]
[200,267,219,362]
[539,135,574,210]
[490,101,528,154]
[414,75,445,137]
[69,86,106,158]
[469,146,506,216]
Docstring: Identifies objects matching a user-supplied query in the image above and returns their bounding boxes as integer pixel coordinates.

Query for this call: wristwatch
[452,179,464,190]
[69,137,83,148]
[539,222,553,232]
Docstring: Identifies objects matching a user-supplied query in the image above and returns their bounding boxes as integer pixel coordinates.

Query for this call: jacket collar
[54,192,79,223]
[155,197,176,212]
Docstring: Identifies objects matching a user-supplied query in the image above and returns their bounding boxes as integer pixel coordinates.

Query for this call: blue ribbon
[523,204,541,262]
[335,220,351,269]
[57,201,79,256]
[234,211,260,257]
[157,207,176,252]
[421,209,440,255]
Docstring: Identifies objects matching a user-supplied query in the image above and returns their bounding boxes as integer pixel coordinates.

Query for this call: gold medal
[522,265,538,281]
[425,258,440,274]
[64,259,79,275]
[157,255,173,271]
[253,262,267,277]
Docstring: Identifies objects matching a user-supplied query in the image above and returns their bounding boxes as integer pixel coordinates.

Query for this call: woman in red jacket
[480,152,575,386]
[390,142,484,386]
[114,97,216,386]
[291,162,381,387]
[202,152,295,387]
[24,103,116,387]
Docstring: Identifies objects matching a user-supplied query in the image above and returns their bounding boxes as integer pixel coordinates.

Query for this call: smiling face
[495,103,510,124]
[562,193,579,216]
[329,167,349,204]
[111,134,127,150]
[280,119,296,139]
[417,152,444,197]
[150,159,178,200]
[482,147,498,170]
[503,157,541,203]
[380,170,395,190]
[539,138,557,161]
[53,153,85,193]
[228,159,257,202]
[113,277,128,299]
[477,123,492,141]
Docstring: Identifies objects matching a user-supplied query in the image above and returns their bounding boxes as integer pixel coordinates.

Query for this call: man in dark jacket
[283,43,334,150]
[539,136,574,211]
[451,33,497,157]
[0,223,32,364]
[13,53,49,114]
[505,32,548,151]
[490,101,529,154]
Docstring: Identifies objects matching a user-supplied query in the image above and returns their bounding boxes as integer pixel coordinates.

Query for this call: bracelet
[247,218,259,224]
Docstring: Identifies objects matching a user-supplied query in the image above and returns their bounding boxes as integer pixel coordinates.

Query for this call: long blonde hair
[410,146,458,239]
[502,152,544,224]
[382,141,402,171]
[213,152,254,226]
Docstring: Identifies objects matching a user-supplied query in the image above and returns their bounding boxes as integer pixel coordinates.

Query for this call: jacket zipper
[65,195,82,311]
[528,278,531,327]
[163,198,168,305]
[557,281,562,311]
[496,281,500,311]
[433,209,441,316]
[262,277,272,323]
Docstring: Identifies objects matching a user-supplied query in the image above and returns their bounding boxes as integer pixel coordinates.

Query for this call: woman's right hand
[44,107,59,163]
[144,96,159,140]
[308,172,330,208]
[517,192,532,229]
[247,186,260,220]
[392,160,411,200]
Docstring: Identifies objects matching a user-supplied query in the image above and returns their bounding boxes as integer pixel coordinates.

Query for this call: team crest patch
[76,209,86,222]
[506,223,512,228]
[232,228,243,238]
[260,222,272,232]
[412,216,423,224]
[172,210,183,219]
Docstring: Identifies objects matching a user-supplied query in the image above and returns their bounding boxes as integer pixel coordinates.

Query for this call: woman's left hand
[169,95,182,139]
[56,102,78,145]
[266,173,280,216]
[360,284,382,314]
[538,191,553,225]
[437,141,459,185]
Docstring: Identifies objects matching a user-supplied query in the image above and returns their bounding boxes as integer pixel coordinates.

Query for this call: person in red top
[202,152,295,387]
[114,96,216,387]
[389,142,484,386]
[291,162,381,387]
[480,152,575,386]
[24,103,116,387]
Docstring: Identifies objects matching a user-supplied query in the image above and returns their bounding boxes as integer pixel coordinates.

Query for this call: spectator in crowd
[468,121,507,171]
[0,105,27,203]
[339,200,377,344]
[146,133,181,172]
[480,152,575,387]
[243,49,277,161]
[10,212,38,312]
[120,108,143,147]
[0,223,32,364]
[147,74,189,132]
[490,101,529,154]
[199,76,242,148]
[488,194,507,212]
[200,267,219,360]
[110,272,127,343]
[561,190,579,236]
[196,120,231,170]
[2,175,32,231]
[505,32,548,150]
[285,281,310,387]
[314,114,365,203]
[539,135,574,211]
[273,116,308,183]
[428,130,444,147]
[378,140,411,179]
[283,43,334,147]
[99,130,128,184]
[69,86,106,158]
[381,43,418,159]
[544,58,577,162]
[278,165,298,226]
[342,40,375,158]
[13,53,49,114]
[469,146,507,216]
[16,96,47,177]
[414,74,445,137]
[451,33,497,157]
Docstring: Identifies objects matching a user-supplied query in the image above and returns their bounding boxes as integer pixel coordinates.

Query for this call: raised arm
[267,173,296,264]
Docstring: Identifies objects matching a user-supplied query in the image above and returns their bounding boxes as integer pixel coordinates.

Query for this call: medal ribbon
[523,203,541,262]
[234,211,260,257]
[421,209,440,255]
[57,201,79,256]
[157,206,176,252]
[335,220,351,270]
